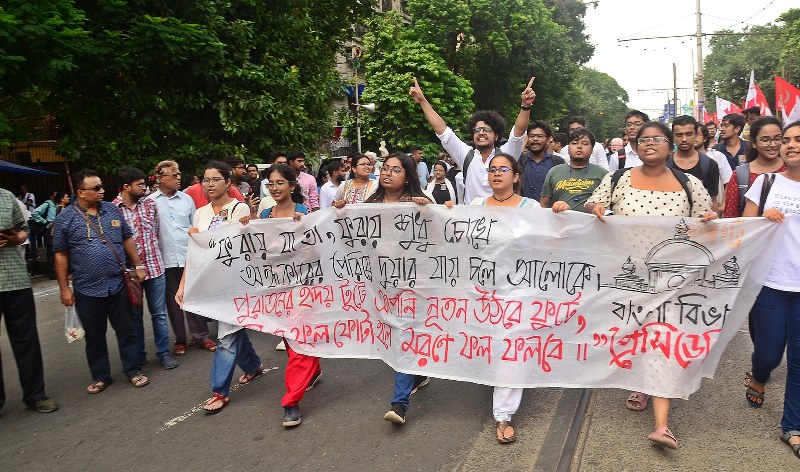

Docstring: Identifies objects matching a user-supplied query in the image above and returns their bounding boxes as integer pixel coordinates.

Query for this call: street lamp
[353,98,375,154]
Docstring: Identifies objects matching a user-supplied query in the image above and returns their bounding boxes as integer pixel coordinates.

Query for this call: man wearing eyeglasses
[715,113,748,170]
[113,166,178,371]
[409,76,535,205]
[609,110,650,172]
[148,160,217,356]
[520,121,565,201]
[52,169,150,393]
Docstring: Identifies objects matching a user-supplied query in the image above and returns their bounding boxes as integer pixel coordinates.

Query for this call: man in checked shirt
[113,167,179,370]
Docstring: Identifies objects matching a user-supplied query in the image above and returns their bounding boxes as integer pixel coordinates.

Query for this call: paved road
[1,278,796,471]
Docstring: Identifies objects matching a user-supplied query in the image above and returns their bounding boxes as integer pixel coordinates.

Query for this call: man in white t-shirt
[609,110,650,171]
[409,76,536,205]
[319,160,344,209]
[559,116,609,170]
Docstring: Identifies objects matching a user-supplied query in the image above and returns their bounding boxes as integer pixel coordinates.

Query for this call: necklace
[491,193,515,203]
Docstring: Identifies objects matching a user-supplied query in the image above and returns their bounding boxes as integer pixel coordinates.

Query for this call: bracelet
[135,265,145,270]
[520,104,532,110]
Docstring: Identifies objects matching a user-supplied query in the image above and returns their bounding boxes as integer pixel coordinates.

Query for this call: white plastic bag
[65,306,85,343]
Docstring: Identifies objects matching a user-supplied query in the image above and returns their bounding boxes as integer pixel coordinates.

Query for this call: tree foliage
[703,23,784,112]
[1,0,372,172]
[359,12,474,152]
[779,9,800,84]
[563,67,629,140]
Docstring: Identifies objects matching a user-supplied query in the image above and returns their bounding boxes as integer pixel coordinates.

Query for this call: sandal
[781,430,800,459]
[496,420,517,444]
[129,373,150,388]
[647,426,678,449]
[626,392,649,411]
[745,372,765,408]
[203,393,229,414]
[87,379,112,394]
[238,365,265,385]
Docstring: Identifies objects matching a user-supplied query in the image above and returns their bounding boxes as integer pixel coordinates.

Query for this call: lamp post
[353,92,375,154]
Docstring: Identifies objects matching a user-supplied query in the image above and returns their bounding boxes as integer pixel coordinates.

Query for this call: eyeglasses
[528,133,547,139]
[160,172,181,179]
[487,166,512,174]
[757,136,782,145]
[380,166,403,174]
[202,177,225,185]
[472,126,493,133]
[625,121,645,128]
[265,180,292,188]
[79,184,104,192]
[637,136,669,145]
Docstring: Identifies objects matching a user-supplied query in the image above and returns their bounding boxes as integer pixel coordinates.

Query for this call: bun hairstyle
[267,163,304,204]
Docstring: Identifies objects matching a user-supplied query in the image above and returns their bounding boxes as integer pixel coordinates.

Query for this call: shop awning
[0,158,59,175]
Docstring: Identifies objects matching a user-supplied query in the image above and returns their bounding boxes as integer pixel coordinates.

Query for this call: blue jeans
[750,286,800,432]
[210,330,261,397]
[131,275,170,363]
[390,372,427,411]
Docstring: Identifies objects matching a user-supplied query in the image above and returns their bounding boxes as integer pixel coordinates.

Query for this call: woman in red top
[723,116,786,218]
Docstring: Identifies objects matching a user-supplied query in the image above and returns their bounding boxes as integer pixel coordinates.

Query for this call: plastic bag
[65,306,85,343]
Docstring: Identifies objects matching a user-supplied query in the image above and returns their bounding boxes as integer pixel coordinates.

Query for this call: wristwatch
[520,104,532,110]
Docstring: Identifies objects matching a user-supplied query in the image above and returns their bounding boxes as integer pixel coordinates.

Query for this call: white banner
[184,205,786,398]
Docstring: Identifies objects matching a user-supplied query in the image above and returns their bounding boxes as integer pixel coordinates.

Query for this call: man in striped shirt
[113,167,178,370]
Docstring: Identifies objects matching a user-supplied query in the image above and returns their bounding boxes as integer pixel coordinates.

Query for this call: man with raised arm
[409,76,535,204]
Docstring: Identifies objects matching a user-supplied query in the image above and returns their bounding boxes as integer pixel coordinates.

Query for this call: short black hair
[326,160,343,174]
[567,116,586,127]
[704,121,716,128]
[72,169,99,190]
[467,110,506,144]
[671,115,698,131]
[721,113,745,130]
[408,145,423,154]
[744,106,761,116]
[118,166,147,187]
[269,151,287,162]
[246,163,258,171]
[527,120,552,137]
[287,150,306,162]
[552,132,569,147]
[625,110,650,122]
[225,157,244,168]
[698,125,711,148]
[568,129,596,148]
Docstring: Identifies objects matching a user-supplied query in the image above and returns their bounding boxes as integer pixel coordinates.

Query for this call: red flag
[702,106,713,124]
[716,97,742,116]
[775,75,800,123]
[744,70,773,116]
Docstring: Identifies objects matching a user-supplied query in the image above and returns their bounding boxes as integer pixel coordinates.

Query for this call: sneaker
[384,403,406,424]
[276,340,286,351]
[282,405,302,427]
[305,371,322,392]
[159,354,179,370]
[27,398,59,413]
[410,376,430,395]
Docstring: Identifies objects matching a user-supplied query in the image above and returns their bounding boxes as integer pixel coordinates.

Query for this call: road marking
[156,366,280,433]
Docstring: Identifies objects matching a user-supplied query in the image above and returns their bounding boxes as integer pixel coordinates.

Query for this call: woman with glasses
[175,161,262,415]
[741,121,800,459]
[332,153,379,207]
[425,160,457,206]
[585,121,716,450]
[335,152,433,425]
[469,152,539,444]
[723,116,786,218]
[239,164,322,427]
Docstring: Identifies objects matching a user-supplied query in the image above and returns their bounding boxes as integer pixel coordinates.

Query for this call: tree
[779,9,800,83]
[703,24,783,112]
[2,0,373,172]
[563,67,629,140]
[542,0,596,65]
[359,12,474,152]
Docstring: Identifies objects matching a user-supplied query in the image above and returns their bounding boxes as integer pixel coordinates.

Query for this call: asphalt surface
[1,278,797,471]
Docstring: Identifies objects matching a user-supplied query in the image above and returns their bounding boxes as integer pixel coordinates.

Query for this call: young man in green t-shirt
[540,129,609,213]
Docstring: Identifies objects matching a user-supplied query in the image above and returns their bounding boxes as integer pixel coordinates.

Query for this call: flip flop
[238,364,265,384]
[647,426,678,449]
[87,379,112,394]
[781,430,800,459]
[203,393,229,414]
[626,392,649,411]
[129,373,150,388]
[496,421,517,444]
[744,372,765,408]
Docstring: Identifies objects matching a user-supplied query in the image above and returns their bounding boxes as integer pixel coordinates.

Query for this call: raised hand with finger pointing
[520,76,536,108]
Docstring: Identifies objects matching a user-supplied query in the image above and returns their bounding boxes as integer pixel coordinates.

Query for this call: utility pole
[673,63,678,120]
[696,0,704,119]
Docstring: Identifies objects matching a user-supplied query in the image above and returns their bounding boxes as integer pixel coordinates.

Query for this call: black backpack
[462,147,500,181]
[735,163,752,215]
[609,168,694,215]
[666,152,711,188]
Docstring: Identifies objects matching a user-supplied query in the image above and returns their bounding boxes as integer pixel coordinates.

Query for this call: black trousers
[0,288,46,410]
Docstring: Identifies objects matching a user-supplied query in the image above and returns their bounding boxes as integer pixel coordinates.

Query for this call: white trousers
[492,387,523,421]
